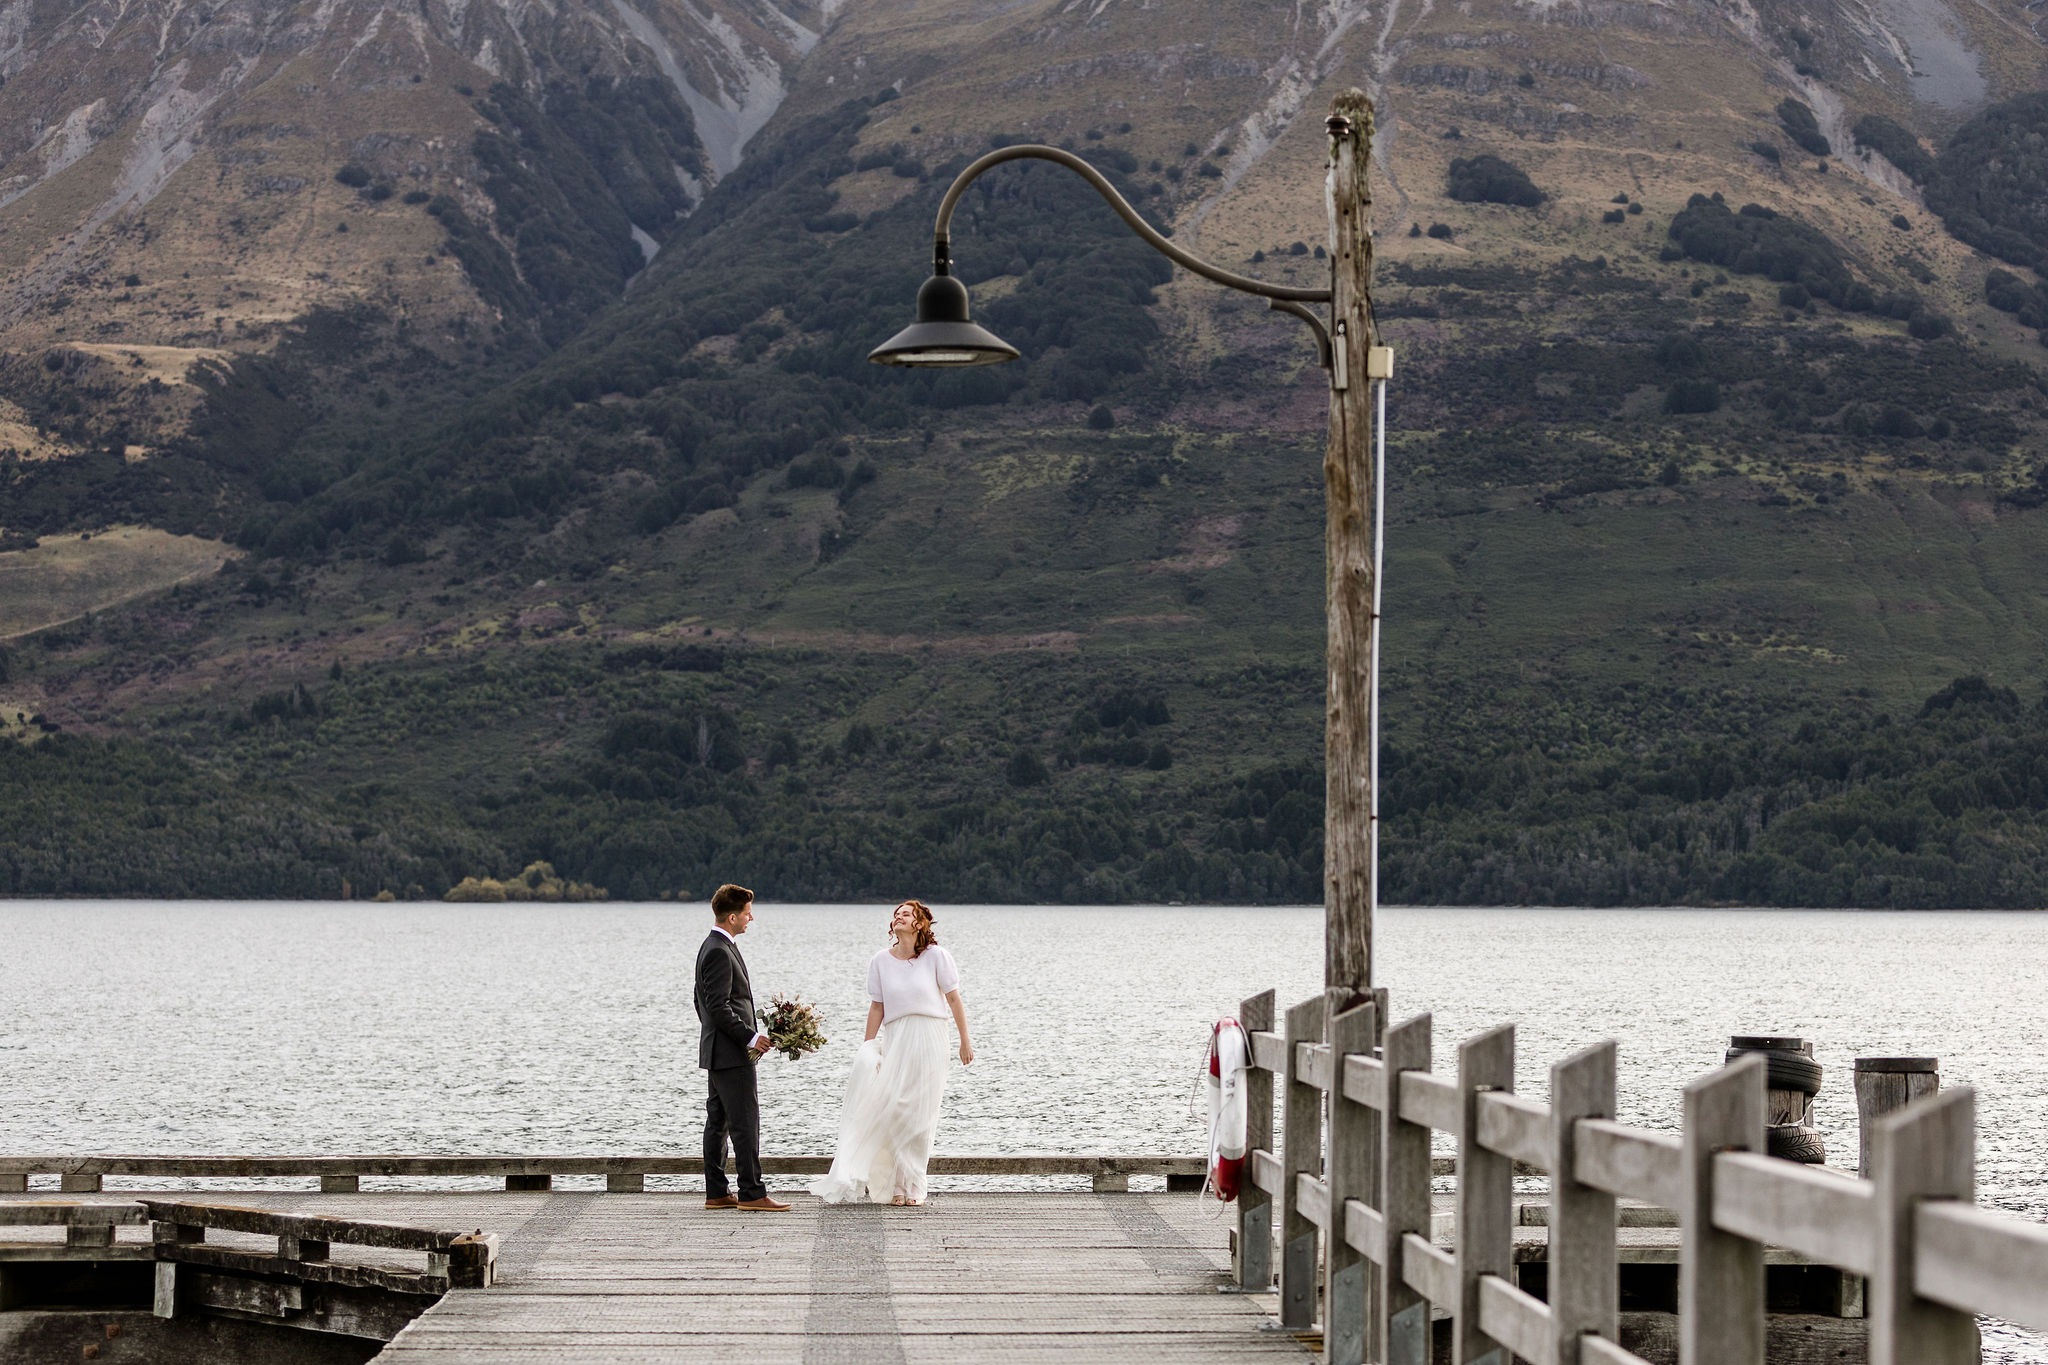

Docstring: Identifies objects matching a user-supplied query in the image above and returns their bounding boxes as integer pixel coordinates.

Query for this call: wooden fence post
[1378,1012,1433,1365]
[1550,1040,1619,1365]
[1281,993,1330,1331]
[1680,1054,1766,1365]
[1239,989,1278,1292]
[1325,996,1379,1365]
[1454,1025,1515,1365]
[1869,1086,1978,1365]
[1856,1057,1939,1177]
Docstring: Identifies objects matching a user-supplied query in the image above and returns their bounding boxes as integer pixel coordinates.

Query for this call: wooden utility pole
[1322,90,1377,996]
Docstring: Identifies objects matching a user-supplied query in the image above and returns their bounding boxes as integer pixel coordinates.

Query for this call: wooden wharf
[9,990,2048,1365]
[1,1184,1309,1364]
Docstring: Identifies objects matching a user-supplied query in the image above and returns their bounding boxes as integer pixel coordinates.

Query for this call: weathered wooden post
[1869,1087,1978,1364]
[1856,1057,1939,1176]
[1323,995,1380,1365]
[1322,89,1378,998]
[1453,1025,1515,1365]
[1237,989,1277,1291]
[1280,994,1329,1330]
[1376,1012,1433,1365]
[1549,1040,1620,1363]
[1679,1054,1766,1363]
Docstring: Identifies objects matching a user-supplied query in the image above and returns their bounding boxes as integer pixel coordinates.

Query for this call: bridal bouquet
[763,994,828,1061]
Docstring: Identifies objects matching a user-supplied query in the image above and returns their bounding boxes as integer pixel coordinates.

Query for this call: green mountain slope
[9,2,2048,905]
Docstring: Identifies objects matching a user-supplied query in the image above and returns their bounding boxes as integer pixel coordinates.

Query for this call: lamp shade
[869,274,1020,367]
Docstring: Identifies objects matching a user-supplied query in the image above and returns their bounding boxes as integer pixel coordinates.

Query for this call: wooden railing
[0,1153,1200,1194]
[1232,987,2048,1365]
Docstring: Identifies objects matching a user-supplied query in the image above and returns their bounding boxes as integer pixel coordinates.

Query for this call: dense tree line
[10,667,2048,907]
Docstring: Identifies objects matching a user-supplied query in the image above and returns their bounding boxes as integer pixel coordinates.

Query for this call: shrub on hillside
[1664,378,1720,414]
[1446,154,1546,207]
[1776,99,1831,157]
[1665,196,1860,309]
[1851,113,1934,183]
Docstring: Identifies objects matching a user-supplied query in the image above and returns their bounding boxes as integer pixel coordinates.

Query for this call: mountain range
[6,0,2048,907]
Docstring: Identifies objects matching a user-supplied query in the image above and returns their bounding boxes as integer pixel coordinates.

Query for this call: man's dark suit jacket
[695,929,759,1071]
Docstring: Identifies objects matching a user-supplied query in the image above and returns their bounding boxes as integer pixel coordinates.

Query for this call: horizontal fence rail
[0,1153,1200,1194]
[1232,986,2048,1365]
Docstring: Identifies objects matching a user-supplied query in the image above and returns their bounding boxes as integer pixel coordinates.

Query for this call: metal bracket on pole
[1269,300,1333,370]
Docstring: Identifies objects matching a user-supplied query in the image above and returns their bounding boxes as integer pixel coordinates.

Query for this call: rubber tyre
[1725,1047,1823,1096]
[1767,1124,1827,1164]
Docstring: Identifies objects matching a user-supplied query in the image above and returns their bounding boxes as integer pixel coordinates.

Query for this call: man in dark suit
[696,883,789,1211]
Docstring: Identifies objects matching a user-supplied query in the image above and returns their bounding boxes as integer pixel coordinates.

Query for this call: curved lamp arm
[931,144,1333,305]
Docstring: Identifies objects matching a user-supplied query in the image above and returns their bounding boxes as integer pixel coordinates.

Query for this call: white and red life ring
[1205,1017,1250,1201]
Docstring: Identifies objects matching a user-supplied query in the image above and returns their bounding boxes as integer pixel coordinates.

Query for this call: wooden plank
[1339,1052,1385,1110]
[1279,992,1327,1330]
[160,1241,448,1295]
[1915,1200,2048,1331]
[1679,1054,1766,1365]
[1580,1336,1653,1365]
[1323,998,1377,1365]
[0,1242,154,1261]
[1396,1071,1458,1135]
[1377,1011,1433,1365]
[1296,1172,1329,1230]
[1237,989,1277,1294]
[0,1201,149,1226]
[182,1267,303,1318]
[1250,1031,1288,1076]
[1710,1151,1875,1275]
[1251,1149,1283,1197]
[1869,1086,1977,1365]
[1298,1041,1333,1094]
[1454,1023,1514,1365]
[1549,1040,1618,1365]
[0,1154,1205,1178]
[139,1199,462,1251]
[1342,1198,1383,1267]
[1474,1090,1552,1172]
[1574,1121,1684,1216]
[1399,1233,1456,1308]
[1476,1273,1554,1365]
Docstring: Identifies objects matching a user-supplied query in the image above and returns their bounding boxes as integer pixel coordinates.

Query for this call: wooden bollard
[1855,1057,1938,1176]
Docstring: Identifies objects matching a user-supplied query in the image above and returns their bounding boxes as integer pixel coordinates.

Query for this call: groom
[696,883,789,1211]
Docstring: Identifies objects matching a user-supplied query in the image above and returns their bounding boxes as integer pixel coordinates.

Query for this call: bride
[810,900,974,1206]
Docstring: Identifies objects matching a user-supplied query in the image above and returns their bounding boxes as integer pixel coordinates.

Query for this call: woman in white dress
[811,901,974,1206]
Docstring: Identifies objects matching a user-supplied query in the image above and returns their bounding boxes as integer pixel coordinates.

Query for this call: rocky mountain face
[0,0,832,381]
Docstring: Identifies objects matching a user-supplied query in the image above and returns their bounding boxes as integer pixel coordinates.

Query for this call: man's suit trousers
[704,1064,765,1202]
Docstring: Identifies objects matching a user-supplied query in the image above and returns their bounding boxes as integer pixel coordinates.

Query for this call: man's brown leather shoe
[736,1195,791,1211]
[703,1195,739,1209]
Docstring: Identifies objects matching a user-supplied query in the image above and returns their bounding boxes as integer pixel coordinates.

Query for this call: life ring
[1205,1017,1250,1201]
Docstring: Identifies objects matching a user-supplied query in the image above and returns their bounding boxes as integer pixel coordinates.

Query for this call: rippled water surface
[3,903,2044,1353]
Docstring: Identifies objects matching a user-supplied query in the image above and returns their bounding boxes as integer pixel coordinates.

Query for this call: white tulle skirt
[809,1013,951,1204]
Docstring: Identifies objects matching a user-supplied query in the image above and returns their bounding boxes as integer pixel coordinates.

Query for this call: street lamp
[873,92,1390,997]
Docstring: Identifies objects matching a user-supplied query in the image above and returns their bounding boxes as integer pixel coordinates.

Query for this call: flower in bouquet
[764,993,828,1060]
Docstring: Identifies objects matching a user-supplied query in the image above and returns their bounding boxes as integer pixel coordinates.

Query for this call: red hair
[897,900,937,955]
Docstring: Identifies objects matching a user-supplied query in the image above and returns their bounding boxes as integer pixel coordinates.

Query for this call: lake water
[2,903,2043,1356]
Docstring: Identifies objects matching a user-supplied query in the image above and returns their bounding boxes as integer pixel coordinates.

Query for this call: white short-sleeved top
[867,945,960,1024]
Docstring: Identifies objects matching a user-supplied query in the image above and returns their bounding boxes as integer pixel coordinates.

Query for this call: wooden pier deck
[4,1188,1309,1363]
